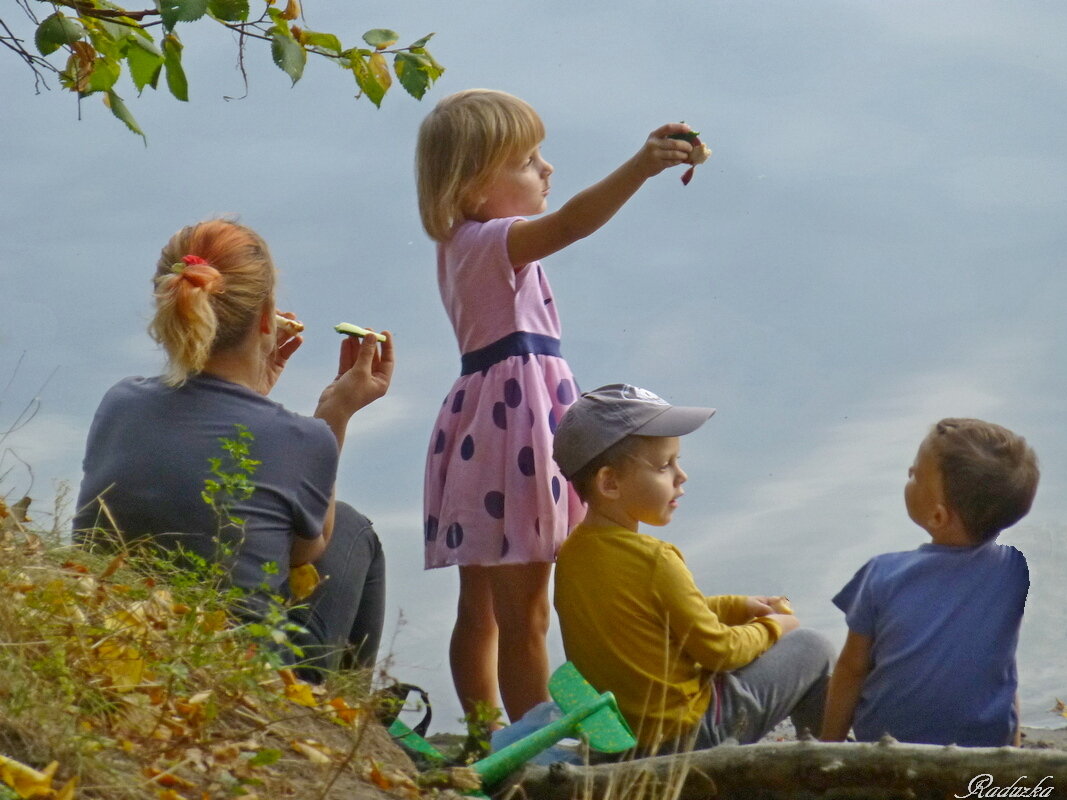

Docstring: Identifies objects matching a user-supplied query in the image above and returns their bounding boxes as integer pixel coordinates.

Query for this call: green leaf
[96,18,131,44]
[104,90,146,142]
[362,28,398,49]
[394,52,430,100]
[35,13,85,56]
[247,749,282,767]
[159,0,210,30]
[125,37,164,92]
[301,30,342,54]
[163,34,189,101]
[352,53,385,107]
[87,25,122,60]
[411,48,445,81]
[208,0,249,22]
[88,56,121,92]
[271,30,306,85]
[409,33,435,49]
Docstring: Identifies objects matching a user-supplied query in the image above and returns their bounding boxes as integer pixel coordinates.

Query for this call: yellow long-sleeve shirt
[554,522,782,750]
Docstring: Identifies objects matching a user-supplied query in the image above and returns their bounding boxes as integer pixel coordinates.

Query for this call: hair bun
[175,256,223,293]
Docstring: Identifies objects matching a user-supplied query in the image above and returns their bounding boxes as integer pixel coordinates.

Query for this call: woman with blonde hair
[74,218,394,678]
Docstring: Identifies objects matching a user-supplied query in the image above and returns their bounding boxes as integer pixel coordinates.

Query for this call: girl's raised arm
[506,122,694,268]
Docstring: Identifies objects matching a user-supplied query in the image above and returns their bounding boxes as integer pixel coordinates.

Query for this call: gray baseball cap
[553,384,716,479]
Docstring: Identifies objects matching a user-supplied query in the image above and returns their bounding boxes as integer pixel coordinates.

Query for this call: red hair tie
[182,255,208,266]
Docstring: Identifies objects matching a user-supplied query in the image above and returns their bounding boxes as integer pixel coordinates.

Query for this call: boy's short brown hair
[569,435,646,503]
[928,418,1039,543]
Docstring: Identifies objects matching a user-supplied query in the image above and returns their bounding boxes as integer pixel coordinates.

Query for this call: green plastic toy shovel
[470,661,636,788]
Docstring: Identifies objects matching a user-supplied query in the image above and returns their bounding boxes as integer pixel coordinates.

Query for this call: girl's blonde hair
[416,88,545,241]
[149,219,276,386]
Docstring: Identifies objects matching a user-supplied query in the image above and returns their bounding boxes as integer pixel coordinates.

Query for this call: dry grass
[0,504,426,800]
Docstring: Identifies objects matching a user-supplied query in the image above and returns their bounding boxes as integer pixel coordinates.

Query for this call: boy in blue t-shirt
[822,418,1039,746]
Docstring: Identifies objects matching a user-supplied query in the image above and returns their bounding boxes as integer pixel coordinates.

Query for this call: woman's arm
[287,332,393,565]
[290,530,326,565]
[505,122,694,267]
[821,630,873,741]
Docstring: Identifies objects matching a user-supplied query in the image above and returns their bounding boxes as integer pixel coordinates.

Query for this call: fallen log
[498,738,1067,800]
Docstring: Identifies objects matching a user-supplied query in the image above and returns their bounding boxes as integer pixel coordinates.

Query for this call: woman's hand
[631,122,695,178]
[260,311,303,395]
[315,330,395,445]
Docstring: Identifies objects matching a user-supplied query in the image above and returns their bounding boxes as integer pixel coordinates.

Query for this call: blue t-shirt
[73,375,338,610]
[833,541,1028,746]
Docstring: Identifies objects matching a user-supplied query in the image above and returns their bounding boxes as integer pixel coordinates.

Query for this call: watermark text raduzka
[955,774,1055,798]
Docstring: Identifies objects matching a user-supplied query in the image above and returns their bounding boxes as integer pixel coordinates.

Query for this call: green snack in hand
[668,126,711,185]
[334,322,387,342]
[668,130,701,142]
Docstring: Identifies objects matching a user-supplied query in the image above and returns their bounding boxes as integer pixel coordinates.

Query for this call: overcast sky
[2,0,1065,729]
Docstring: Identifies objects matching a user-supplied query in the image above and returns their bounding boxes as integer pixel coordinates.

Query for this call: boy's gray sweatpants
[694,628,836,747]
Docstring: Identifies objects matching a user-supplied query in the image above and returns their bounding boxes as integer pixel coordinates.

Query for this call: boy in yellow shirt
[552,384,834,752]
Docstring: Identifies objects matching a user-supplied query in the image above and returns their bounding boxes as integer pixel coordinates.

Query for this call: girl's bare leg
[487,562,553,722]
[450,565,502,719]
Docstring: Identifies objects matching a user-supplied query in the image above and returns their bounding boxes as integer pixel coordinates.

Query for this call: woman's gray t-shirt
[73,374,338,604]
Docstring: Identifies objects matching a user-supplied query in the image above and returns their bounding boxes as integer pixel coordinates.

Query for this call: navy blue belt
[461,331,562,375]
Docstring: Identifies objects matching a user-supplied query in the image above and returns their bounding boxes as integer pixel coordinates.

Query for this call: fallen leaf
[363,761,420,797]
[328,696,363,724]
[144,766,195,789]
[284,681,317,708]
[290,739,332,765]
[0,753,59,799]
[99,552,127,579]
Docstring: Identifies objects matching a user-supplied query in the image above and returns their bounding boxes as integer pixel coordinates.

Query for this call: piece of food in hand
[669,129,713,185]
[769,596,794,614]
[275,314,305,336]
[334,322,387,342]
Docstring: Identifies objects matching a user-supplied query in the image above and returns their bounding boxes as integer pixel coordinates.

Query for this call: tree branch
[0,16,57,92]
[501,739,1067,800]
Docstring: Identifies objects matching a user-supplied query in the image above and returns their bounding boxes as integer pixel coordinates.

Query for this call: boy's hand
[745,596,777,618]
[632,122,696,178]
[746,595,794,617]
[766,613,800,634]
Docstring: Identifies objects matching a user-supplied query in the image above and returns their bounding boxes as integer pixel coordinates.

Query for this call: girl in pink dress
[416,88,697,723]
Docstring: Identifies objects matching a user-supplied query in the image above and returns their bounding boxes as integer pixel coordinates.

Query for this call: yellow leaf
[288,563,320,601]
[198,609,228,633]
[55,776,78,800]
[0,753,59,799]
[369,52,392,91]
[280,0,300,19]
[93,639,148,689]
[284,681,317,708]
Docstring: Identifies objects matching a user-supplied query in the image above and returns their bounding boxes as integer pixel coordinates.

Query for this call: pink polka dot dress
[424,217,583,569]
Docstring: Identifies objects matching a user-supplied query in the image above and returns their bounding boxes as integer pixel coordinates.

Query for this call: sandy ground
[1020,725,1067,750]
